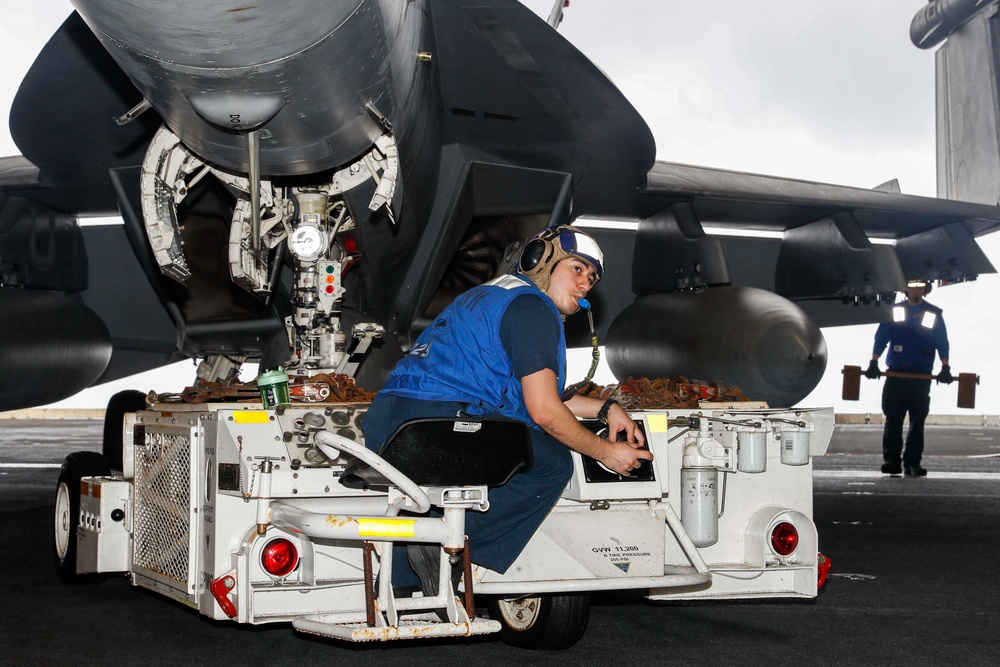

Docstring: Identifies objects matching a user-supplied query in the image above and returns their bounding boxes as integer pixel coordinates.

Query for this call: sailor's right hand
[865,360,881,380]
[600,441,653,477]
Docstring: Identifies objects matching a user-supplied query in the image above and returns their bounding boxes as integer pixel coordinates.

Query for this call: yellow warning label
[233,411,270,424]
[358,518,416,538]
[646,414,668,433]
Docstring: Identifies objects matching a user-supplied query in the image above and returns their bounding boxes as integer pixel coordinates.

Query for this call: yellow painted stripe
[358,518,416,538]
[233,411,270,424]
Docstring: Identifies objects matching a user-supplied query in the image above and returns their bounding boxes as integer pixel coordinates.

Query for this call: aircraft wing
[572,158,998,346]
[644,160,1000,239]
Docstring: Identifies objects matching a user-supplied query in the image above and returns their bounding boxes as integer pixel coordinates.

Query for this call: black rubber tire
[102,390,146,472]
[488,593,590,650]
[54,451,112,583]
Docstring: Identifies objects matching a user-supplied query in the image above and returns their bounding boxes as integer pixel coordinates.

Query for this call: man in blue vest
[363,225,650,592]
[866,279,952,477]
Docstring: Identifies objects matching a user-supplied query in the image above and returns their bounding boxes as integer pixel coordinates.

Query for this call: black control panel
[580,419,654,483]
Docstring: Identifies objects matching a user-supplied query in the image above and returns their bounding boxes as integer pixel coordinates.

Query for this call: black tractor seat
[341,417,533,490]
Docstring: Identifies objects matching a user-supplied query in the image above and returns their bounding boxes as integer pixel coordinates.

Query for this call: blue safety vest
[873,299,949,373]
[381,275,567,427]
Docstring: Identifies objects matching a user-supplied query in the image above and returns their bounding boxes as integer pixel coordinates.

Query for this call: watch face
[289,225,325,259]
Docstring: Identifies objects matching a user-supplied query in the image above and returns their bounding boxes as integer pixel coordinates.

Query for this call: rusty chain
[575,375,751,410]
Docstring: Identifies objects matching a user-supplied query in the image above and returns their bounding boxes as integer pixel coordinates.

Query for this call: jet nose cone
[756,318,828,403]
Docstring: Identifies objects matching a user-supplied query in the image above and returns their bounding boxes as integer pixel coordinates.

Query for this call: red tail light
[770,521,799,556]
[261,538,299,577]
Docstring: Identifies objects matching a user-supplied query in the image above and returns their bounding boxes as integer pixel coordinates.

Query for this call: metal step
[293,616,501,642]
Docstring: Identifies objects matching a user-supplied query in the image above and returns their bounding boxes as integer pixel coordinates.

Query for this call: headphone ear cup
[519,238,554,276]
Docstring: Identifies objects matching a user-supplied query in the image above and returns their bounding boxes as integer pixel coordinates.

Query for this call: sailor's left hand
[606,403,646,448]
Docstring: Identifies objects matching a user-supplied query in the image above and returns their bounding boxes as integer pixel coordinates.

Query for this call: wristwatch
[597,398,618,425]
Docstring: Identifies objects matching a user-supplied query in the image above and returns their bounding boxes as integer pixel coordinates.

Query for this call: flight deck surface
[2,420,997,665]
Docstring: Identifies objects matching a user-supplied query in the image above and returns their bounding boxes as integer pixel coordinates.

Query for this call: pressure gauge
[288,224,326,261]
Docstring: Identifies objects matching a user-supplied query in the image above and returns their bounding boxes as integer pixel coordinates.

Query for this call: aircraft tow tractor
[55,391,832,649]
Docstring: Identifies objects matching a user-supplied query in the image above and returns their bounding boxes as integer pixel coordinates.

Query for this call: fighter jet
[1,0,998,411]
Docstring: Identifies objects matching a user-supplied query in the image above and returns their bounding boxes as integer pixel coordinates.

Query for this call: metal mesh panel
[133,428,192,585]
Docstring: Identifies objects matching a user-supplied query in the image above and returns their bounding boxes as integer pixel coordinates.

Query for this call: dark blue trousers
[881,376,932,468]
[362,394,574,587]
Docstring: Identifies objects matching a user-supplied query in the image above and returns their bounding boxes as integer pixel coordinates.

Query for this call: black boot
[407,544,443,596]
[406,544,464,597]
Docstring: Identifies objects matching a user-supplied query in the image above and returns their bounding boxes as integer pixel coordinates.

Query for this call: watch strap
[597,398,618,424]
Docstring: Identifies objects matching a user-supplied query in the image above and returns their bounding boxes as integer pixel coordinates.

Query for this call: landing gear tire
[54,451,112,583]
[488,593,590,650]
[102,390,146,472]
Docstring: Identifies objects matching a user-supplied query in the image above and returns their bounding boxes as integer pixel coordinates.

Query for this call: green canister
[257,369,290,408]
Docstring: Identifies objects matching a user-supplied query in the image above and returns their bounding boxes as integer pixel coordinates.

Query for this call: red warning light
[770,521,799,556]
[261,538,299,577]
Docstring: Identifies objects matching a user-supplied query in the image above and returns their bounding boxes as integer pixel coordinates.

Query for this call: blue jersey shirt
[873,299,949,373]
[381,275,567,428]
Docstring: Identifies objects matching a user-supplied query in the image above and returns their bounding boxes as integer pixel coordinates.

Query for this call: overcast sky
[3,0,996,415]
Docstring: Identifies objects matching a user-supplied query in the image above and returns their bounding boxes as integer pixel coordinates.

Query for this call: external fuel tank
[606,286,827,408]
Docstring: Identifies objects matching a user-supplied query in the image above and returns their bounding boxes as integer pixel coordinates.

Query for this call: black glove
[865,360,881,380]
[937,365,953,384]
